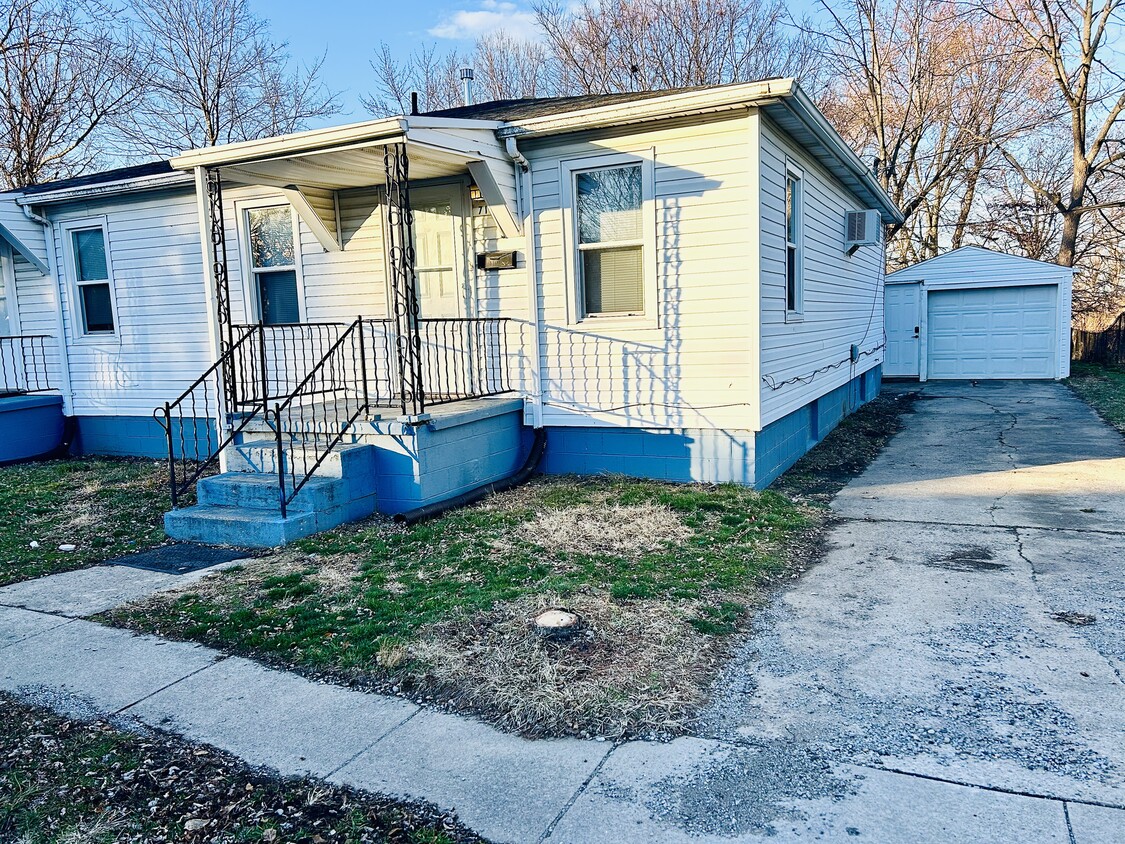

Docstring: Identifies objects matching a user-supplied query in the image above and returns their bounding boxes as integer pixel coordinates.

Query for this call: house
[0,79,901,545]
[885,246,1074,380]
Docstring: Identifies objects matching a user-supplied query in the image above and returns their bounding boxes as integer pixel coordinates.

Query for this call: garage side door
[927,285,1057,379]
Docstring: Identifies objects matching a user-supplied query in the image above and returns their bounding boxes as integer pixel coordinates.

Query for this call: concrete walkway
[3,380,1125,842]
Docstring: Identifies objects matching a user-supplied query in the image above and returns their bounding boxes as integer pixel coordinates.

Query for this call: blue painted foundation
[74,415,215,459]
[754,364,882,487]
[541,365,883,489]
[540,426,755,484]
[357,398,526,514]
[0,394,64,463]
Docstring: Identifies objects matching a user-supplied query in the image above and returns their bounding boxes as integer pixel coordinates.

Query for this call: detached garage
[884,246,1074,381]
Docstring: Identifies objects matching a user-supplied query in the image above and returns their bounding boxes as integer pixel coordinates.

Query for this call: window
[575,164,644,318]
[70,226,115,334]
[246,206,300,325]
[785,169,803,315]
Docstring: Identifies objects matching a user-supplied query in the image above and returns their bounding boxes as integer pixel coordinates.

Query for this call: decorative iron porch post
[205,168,236,409]
[383,143,425,416]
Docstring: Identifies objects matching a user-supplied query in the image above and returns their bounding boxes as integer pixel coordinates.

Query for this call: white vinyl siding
[47,188,212,416]
[759,114,885,427]
[525,113,756,431]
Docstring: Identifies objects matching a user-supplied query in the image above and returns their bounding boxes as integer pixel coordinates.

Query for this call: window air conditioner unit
[845,210,880,255]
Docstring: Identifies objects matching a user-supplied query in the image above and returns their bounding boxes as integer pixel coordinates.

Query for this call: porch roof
[168,116,522,240]
[168,116,506,190]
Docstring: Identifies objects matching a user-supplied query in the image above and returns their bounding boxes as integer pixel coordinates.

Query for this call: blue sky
[260,0,539,120]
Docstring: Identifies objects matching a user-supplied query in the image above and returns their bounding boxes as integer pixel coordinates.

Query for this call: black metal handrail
[268,316,373,517]
[156,326,265,507]
[417,317,512,409]
[156,315,514,515]
[0,335,53,397]
[230,322,352,410]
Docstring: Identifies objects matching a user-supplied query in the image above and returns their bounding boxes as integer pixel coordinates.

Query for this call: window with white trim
[69,225,115,335]
[575,163,645,318]
[246,205,300,325]
[785,169,803,315]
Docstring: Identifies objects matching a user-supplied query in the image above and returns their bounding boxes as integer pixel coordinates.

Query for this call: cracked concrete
[691,380,1125,840]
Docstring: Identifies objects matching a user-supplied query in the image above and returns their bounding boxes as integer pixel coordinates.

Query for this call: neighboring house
[0,79,901,545]
[885,246,1074,381]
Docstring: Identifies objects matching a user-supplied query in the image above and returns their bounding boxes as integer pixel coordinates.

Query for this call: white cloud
[428,2,540,41]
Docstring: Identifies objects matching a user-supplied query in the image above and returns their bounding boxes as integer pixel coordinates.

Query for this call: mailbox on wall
[476,251,518,271]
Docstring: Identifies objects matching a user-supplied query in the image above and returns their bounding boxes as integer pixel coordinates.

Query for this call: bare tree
[121,0,341,156]
[811,0,1045,266]
[0,0,138,188]
[985,0,1125,269]
[536,0,818,94]
[365,0,819,115]
[363,42,471,115]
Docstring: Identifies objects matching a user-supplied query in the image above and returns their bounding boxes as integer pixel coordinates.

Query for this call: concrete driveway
[686,380,1125,841]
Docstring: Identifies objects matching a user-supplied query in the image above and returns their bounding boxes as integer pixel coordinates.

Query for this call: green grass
[108,477,808,679]
[1069,362,1125,432]
[0,457,169,586]
[0,694,472,844]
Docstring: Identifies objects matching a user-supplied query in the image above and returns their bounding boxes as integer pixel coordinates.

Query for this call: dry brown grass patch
[513,502,693,558]
[408,592,722,739]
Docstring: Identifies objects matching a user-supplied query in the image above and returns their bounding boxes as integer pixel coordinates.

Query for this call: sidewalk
[1,561,1119,844]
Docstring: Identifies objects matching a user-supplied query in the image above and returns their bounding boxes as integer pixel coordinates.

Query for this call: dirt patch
[513,502,692,558]
[771,389,919,505]
[408,592,722,739]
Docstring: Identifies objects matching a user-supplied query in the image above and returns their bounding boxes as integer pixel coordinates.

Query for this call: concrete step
[164,505,319,548]
[164,439,380,548]
[197,472,343,512]
[228,439,376,480]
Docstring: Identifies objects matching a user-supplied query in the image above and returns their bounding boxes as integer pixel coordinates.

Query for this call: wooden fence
[1073,315,1125,363]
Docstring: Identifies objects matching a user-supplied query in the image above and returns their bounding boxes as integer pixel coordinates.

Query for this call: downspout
[22,204,48,227]
[504,135,544,429]
[21,202,75,419]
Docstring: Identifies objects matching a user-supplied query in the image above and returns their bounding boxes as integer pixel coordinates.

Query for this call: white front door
[885,282,922,377]
[411,185,466,318]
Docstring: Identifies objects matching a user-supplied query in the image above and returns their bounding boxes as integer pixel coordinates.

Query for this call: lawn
[1068,362,1125,433]
[0,457,171,587]
[91,390,913,741]
[0,694,479,844]
[107,477,811,739]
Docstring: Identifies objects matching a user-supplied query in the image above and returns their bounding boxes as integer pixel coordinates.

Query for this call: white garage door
[927,285,1057,379]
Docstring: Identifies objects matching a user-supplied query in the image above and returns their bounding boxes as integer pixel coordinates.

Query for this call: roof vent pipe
[460,67,475,106]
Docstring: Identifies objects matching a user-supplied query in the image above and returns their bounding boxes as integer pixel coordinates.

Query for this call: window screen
[576,165,643,317]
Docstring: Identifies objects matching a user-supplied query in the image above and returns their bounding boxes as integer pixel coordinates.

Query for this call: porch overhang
[169,116,523,241]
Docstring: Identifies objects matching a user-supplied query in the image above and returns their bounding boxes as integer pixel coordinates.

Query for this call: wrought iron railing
[268,317,371,516]
[157,316,514,512]
[417,318,511,407]
[0,335,53,397]
[156,326,265,507]
[230,322,351,410]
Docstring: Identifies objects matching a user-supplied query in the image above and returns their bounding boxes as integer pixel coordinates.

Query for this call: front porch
[156,123,531,545]
[0,334,64,463]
